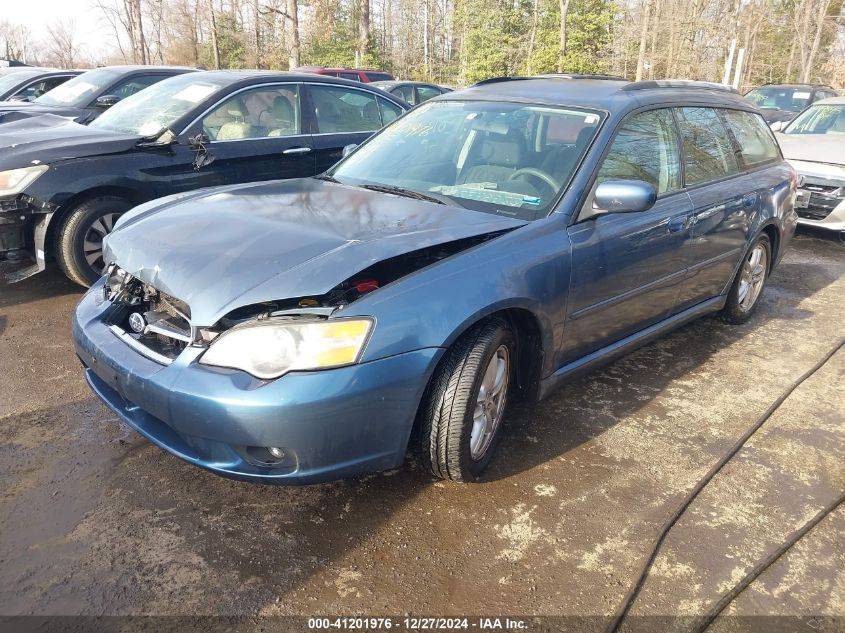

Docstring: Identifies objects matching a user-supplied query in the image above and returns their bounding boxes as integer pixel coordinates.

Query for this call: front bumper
[73,281,442,484]
[789,161,845,232]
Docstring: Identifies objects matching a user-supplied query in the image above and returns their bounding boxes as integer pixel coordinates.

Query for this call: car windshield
[0,70,40,94]
[35,68,121,107]
[90,74,226,136]
[784,104,845,135]
[330,100,603,220]
[745,87,814,113]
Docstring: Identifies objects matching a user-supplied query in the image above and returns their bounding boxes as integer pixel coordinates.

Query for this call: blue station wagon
[73,77,798,483]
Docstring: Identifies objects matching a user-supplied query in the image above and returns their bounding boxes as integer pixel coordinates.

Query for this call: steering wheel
[507,167,561,193]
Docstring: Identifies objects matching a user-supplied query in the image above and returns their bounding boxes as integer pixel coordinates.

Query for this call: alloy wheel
[83,212,122,274]
[737,243,768,312]
[470,344,510,460]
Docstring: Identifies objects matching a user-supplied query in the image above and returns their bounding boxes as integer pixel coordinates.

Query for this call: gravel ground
[1,228,843,631]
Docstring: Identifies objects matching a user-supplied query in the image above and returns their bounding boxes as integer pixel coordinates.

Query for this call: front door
[170,83,315,193]
[561,108,693,364]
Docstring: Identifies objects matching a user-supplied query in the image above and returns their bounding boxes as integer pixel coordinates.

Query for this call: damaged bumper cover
[0,193,57,281]
[73,279,443,484]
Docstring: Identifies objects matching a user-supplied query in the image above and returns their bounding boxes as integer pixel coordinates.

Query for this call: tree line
[1,0,843,89]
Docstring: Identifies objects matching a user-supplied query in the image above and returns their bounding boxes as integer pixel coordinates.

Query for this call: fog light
[268,447,285,459]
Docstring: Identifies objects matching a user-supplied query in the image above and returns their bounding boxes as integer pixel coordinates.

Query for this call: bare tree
[44,19,80,68]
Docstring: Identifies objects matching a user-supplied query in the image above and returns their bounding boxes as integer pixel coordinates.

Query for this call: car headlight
[199,318,374,379]
[0,165,48,197]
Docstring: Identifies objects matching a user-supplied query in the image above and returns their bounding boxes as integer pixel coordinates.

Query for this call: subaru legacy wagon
[73,77,798,484]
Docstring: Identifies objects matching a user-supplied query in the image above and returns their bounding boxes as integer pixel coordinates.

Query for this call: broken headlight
[0,165,48,197]
[198,318,373,379]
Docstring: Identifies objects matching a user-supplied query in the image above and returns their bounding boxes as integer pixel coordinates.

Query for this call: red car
[294,66,394,83]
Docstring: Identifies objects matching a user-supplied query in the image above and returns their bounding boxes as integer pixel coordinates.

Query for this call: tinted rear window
[365,72,393,82]
[721,109,779,167]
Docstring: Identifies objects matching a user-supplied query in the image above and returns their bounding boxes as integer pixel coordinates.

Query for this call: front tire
[720,233,771,324]
[419,317,514,481]
[56,196,132,287]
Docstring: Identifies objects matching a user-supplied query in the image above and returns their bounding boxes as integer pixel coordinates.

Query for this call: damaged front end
[102,230,507,372]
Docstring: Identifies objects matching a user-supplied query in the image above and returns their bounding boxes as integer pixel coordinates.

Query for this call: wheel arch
[759,222,781,268]
[42,186,148,262]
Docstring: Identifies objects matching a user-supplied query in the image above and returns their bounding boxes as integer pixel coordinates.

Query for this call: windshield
[0,70,39,95]
[745,87,813,113]
[331,100,603,219]
[36,68,120,107]
[91,74,226,136]
[784,104,845,135]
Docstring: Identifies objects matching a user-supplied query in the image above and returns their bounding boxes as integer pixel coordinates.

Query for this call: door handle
[668,217,687,233]
[283,147,312,155]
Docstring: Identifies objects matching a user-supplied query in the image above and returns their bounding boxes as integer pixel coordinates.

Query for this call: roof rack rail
[622,80,738,93]
[472,73,627,87]
[535,73,627,81]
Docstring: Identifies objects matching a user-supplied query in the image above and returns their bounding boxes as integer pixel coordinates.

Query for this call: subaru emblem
[128,312,146,334]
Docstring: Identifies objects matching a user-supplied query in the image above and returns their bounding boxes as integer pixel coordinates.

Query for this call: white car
[775,96,845,232]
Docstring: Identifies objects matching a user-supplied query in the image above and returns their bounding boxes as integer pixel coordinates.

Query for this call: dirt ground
[1,228,843,630]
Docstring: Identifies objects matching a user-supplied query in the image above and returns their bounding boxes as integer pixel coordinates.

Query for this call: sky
[5,0,114,61]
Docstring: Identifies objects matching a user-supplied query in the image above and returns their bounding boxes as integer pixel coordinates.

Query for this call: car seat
[216,104,254,140]
[362,100,381,129]
[541,126,595,181]
[458,131,525,184]
[268,96,296,136]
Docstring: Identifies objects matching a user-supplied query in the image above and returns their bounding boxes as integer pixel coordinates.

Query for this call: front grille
[798,184,843,222]
[106,268,194,363]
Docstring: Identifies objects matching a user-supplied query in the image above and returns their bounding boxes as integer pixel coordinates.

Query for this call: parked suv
[74,77,797,484]
[745,83,838,126]
[0,71,407,285]
[295,66,394,83]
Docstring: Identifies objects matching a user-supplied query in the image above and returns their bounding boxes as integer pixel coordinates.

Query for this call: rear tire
[720,233,771,325]
[56,196,132,287]
[419,317,514,481]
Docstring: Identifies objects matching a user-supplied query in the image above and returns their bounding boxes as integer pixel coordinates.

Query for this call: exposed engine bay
[103,231,505,364]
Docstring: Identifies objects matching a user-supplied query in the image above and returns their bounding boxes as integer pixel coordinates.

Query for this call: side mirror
[769,120,785,132]
[593,180,657,214]
[95,95,121,109]
[342,143,358,158]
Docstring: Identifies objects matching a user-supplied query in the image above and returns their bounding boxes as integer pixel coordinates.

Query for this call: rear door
[673,107,756,311]
[304,84,404,173]
[170,83,315,192]
[563,108,694,363]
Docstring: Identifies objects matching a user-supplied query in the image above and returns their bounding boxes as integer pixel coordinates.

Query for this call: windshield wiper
[360,183,451,206]
[315,174,339,183]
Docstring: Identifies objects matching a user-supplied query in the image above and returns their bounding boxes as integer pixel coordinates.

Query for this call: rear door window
[596,109,682,196]
[338,72,361,82]
[675,107,740,186]
[416,86,442,103]
[721,109,779,167]
[393,85,416,104]
[365,72,393,82]
[378,97,403,124]
[310,85,383,133]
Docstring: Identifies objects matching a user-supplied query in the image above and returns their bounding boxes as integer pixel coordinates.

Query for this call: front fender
[339,216,572,379]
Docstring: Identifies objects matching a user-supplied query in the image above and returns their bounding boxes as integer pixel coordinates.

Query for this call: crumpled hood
[0,115,141,169]
[105,178,526,325]
[776,132,845,167]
